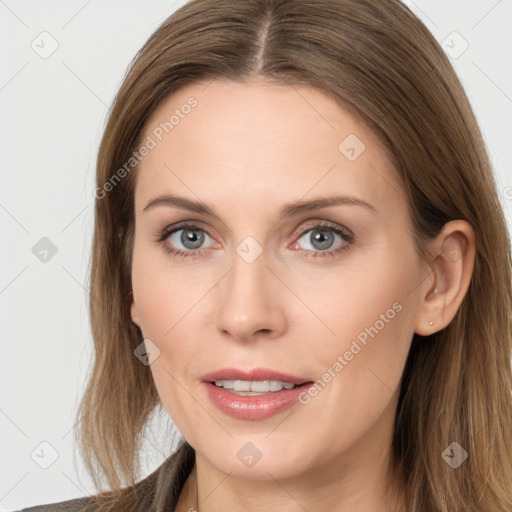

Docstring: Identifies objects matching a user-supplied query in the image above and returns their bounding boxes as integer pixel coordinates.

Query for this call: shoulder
[17,494,100,511]
[17,442,195,512]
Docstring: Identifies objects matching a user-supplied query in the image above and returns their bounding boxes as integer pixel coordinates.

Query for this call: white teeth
[251,380,273,392]
[268,380,283,392]
[214,380,297,392]
[235,380,251,392]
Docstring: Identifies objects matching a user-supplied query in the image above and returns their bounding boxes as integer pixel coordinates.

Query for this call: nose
[214,243,287,343]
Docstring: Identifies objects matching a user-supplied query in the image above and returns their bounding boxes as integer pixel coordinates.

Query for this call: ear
[130,291,141,327]
[414,220,475,336]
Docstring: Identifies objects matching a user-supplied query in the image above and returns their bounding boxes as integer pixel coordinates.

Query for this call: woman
[19,0,512,510]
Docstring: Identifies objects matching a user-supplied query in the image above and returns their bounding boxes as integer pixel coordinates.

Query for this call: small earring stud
[429,320,435,326]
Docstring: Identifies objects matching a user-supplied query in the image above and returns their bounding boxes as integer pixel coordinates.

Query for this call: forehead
[135,79,404,217]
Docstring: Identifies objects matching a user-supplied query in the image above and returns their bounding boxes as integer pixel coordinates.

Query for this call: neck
[176,402,406,511]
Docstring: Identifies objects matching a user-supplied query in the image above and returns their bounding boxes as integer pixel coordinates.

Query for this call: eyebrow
[142,194,377,218]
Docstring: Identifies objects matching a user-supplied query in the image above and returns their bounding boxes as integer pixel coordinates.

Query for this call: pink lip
[202,367,313,421]
[202,368,310,385]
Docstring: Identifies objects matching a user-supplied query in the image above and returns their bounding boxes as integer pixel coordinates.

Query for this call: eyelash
[155,221,354,260]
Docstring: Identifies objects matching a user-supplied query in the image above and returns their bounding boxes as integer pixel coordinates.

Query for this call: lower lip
[204,382,311,420]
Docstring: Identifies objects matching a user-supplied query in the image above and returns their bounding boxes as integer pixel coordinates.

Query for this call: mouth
[212,379,298,395]
[202,368,313,420]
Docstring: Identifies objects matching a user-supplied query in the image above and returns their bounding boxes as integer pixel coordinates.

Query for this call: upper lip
[202,368,312,385]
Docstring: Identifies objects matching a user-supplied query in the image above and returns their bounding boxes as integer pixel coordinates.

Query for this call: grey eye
[169,228,211,250]
[297,229,342,251]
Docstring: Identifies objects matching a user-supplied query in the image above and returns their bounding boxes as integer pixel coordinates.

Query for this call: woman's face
[130,79,428,481]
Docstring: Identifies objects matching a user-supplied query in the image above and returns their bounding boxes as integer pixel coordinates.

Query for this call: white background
[1,1,511,510]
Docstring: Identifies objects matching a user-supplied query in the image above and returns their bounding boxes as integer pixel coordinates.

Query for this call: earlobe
[414,220,475,336]
[130,291,140,327]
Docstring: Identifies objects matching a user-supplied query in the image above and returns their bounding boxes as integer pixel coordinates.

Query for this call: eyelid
[156,220,217,242]
[158,218,353,239]
[156,218,355,258]
[296,219,354,240]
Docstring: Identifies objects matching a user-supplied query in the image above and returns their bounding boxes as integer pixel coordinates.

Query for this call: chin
[194,435,316,480]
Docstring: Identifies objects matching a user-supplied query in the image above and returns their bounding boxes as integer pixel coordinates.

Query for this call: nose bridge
[214,235,285,340]
[231,236,267,297]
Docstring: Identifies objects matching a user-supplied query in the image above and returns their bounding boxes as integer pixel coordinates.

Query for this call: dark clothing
[17,442,195,512]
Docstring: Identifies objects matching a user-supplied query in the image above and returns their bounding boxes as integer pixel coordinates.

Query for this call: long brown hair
[75,0,512,510]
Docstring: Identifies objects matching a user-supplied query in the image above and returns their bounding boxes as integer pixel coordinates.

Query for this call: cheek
[292,248,419,439]
[131,240,208,339]
[290,244,418,364]
[130,244,212,432]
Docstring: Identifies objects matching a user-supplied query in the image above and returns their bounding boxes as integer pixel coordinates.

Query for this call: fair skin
[130,79,475,511]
